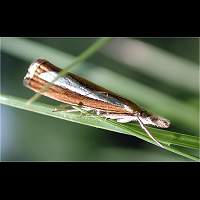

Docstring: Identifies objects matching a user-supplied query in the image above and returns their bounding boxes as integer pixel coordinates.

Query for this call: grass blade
[1,94,199,161]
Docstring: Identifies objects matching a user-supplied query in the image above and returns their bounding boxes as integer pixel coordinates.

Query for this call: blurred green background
[0,37,199,161]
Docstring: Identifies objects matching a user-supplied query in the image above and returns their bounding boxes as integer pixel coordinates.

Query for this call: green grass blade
[1,94,199,161]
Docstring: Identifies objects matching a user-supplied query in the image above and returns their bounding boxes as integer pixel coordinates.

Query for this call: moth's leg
[83,110,108,121]
[69,104,85,117]
[75,103,105,116]
[52,104,79,113]
[84,109,102,118]
[83,109,108,119]
[71,103,96,118]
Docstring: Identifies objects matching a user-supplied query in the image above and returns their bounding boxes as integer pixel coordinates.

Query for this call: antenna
[137,116,164,148]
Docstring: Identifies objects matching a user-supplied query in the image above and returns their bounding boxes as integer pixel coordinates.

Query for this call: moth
[23,59,170,148]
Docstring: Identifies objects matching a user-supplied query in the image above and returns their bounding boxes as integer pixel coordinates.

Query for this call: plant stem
[27,37,112,104]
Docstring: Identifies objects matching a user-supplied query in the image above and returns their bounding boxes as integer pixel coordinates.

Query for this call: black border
[1,9,199,37]
[1,162,199,177]
[2,22,199,37]
[1,162,199,191]
[2,0,199,36]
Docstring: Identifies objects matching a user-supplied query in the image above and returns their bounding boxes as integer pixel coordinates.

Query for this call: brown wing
[24,59,142,114]
[69,72,142,113]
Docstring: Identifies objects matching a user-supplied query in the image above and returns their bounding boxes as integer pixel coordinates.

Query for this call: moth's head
[140,110,170,128]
